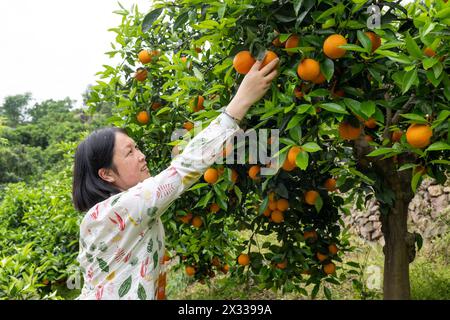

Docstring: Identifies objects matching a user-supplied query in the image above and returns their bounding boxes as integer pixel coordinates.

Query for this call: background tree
[0,93,32,127]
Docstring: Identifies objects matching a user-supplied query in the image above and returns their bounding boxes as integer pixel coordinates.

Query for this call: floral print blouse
[76,113,240,300]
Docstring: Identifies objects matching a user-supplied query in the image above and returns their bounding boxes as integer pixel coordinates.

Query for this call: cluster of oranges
[262,192,290,224]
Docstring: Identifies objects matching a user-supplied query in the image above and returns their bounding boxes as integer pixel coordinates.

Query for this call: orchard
[87,0,450,299]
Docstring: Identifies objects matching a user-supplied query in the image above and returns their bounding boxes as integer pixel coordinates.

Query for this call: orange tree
[87,0,450,299]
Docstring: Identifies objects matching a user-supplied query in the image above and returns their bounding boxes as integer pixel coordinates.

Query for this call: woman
[72,57,279,300]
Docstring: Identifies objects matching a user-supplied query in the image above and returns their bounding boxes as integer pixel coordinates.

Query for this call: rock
[428,185,443,197]
[373,221,382,230]
[443,187,450,193]
[369,215,379,222]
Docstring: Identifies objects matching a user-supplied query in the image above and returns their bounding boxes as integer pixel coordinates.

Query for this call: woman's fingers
[250,60,262,72]
[259,57,279,76]
[264,68,278,83]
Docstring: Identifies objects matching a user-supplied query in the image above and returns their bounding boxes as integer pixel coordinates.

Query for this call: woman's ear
[98,168,116,183]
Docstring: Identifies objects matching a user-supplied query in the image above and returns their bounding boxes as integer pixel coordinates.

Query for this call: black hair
[72,127,127,212]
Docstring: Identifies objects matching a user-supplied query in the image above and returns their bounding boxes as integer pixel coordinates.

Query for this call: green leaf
[296,151,309,170]
[422,57,438,70]
[321,59,334,81]
[142,8,163,33]
[360,101,376,118]
[137,283,147,300]
[293,0,303,16]
[366,148,394,157]
[402,68,418,94]
[411,172,422,193]
[324,286,332,300]
[338,44,367,53]
[301,142,322,152]
[258,197,269,215]
[426,142,450,152]
[436,7,450,19]
[432,62,443,79]
[286,115,302,130]
[315,194,323,212]
[404,31,423,59]
[414,232,423,251]
[400,113,427,123]
[187,183,209,191]
[311,283,320,299]
[320,103,348,114]
[357,30,371,53]
[118,275,132,298]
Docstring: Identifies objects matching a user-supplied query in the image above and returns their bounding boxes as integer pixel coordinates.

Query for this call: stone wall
[343,178,450,244]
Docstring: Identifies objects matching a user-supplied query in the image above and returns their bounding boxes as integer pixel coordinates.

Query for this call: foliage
[0,93,32,127]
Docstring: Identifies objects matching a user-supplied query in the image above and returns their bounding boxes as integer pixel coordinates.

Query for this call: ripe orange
[304,230,318,241]
[276,259,288,269]
[183,121,194,131]
[323,34,347,59]
[311,72,326,84]
[364,135,374,142]
[268,200,277,211]
[210,203,220,213]
[262,208,271,217]
[333,89,345,98]
[285,34,300,55]
[324,178,337,192]
[135,68,148,82]
[304,190,319,205]
[338,121,362,140]
[189,95,204,112]
[204,168,219,184]
[248,165,261,180]
[423,47,436,57]
[391,130,403,142]
[185,266,196,276]
[260,50,278,69]
[282,158,296,171]
[328,244,339,255]
[316,252,328,262]
[406,123,432,148]
[237,254,250,266]
[323,262,336,275]
[276,198,289,211]
[365,31,381,52]
[179,212,193,224]
[364,118,377,129]
[294,86,303,99]
[231,169,238,183]
[233,50,256,74]
[221,264,230,274]
[271,210,284,223]
[287,146,302,164]
[138,50,152,64]
[136,111,150,124]
[297,58,320,81]
[191,216,203,228]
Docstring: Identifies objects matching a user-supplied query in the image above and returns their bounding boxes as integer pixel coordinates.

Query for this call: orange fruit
[179,212,193,224]
[365,31,381,52]
[138,49,159,64]
[268,200,277,211]
[233,50,256,74]
[185,266,196,276]
[294,86,304,99]
[262,208,271,217]
[406,123,432,148]
[217,166,225,176]
[211,257,220,266]
[276,199,289,211]
[328,244,339,255]
[237,254,250,266]
[304,230,318,241]
[285,34,300,55]
[248,165,261,180]
[324,178,337,192]
[204,168,219,184]
[231,169,238,183]
[391,130,403,142]
[260,50,278,69]
[333,89,345,98]
[406,123,433,148]
[183,121,194,131]
[189,95,204,112]
[423,47,436,57]
[135,68,148,82]
[297,58,320,81]
[323,34,347,59]
[271,210,284,223]
[311,72,326,84]
[276,259,288,269]
[210,203,220,213]
[151,102,161,110]
[364,118,377,129]
[316,252,328,262]
[323,262,336,275]
[338,121,362,140]
[221,264,230,274]
[287,146,303,164]
[136,111,150,124]
[365,135,374,142]
[304,190,319,205]
[191,216,203,228]
[282,158,296,171]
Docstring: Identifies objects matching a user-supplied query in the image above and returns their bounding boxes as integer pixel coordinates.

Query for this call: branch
[391,94,416,125]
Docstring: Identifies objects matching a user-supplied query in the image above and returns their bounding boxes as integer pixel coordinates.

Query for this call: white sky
[0,0,152,108]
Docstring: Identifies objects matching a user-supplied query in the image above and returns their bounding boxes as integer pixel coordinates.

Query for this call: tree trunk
[381,193,411,299]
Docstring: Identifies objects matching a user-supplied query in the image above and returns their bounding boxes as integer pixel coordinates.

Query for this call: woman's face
[99,132,151,191]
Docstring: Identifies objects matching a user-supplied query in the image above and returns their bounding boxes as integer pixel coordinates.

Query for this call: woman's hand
[225,56,279,121]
